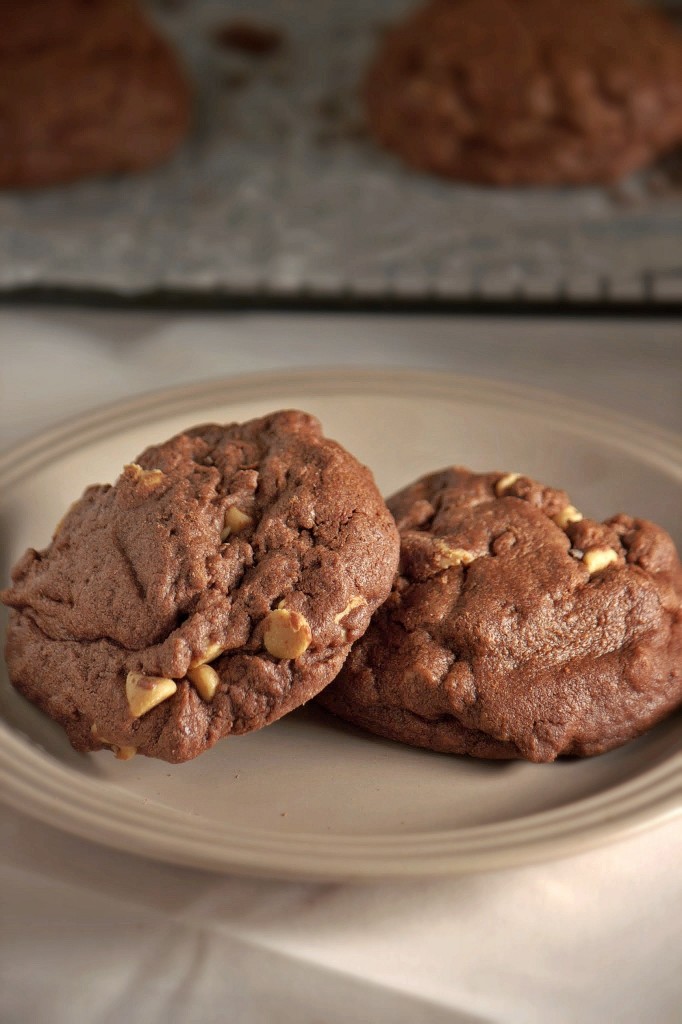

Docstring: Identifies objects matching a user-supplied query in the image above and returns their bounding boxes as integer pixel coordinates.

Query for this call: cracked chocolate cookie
[1,411,399,763]
[0,0,191,189]
[365,0,682,185]
[318,468,682,761]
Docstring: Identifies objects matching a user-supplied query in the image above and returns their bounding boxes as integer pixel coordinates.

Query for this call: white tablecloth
[1,310,681,1024]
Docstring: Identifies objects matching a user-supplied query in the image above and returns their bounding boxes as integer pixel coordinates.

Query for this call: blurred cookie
[365,0,682,184]
[318,468,682,761]
[1,411,399,763]
[0,0,191,188]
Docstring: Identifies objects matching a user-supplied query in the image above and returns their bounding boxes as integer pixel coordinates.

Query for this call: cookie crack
[18,608,142,653]
[113,532,146,601]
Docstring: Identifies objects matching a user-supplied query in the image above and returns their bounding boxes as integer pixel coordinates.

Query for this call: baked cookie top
[2,411,399,763]
[365,0,682,184]
[0,0,191,188]
[318,468,682,761]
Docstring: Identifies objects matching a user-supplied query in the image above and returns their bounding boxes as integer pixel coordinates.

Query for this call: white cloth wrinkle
[4,807,679,1024]
[218,829,682,1024]
[1,847,484,1024]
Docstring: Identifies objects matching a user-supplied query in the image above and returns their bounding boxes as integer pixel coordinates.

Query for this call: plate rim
[2,366,681,481]
[1,366,680,879]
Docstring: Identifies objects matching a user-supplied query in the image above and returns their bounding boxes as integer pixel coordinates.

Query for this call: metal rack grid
[1,0,681,306]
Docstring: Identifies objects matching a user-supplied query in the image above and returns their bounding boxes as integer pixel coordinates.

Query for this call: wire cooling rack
[1,0,681,306]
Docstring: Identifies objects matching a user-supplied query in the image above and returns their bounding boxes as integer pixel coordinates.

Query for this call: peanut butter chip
[113,745,137,761]
[433,540,476,568]
[583,547,618,575]
[125,463,165,487]
[126,672,177,718]
[263,608,312,660]
[187,664,220,702]
[554,505,583,529]
[91,724,136,760]
[189,642,225,669]
[221,506,253,541]
[334,595,368,623]
[495,472,521,496]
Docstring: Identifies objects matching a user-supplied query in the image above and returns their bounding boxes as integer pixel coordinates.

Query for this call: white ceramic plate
[0,369,680,880]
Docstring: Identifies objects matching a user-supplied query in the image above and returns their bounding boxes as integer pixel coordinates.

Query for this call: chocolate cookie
[0,0,191,189]
[1,411,399,763]
[318,469,682,761]
[365,0,682,185]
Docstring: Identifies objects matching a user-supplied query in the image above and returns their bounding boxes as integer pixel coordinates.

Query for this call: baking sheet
[1,0,681,302]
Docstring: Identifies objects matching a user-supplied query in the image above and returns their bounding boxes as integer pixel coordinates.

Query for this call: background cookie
[318,468,682,761]
[0,0,191,188]
[1,411,399,763]
[365,0,682,185]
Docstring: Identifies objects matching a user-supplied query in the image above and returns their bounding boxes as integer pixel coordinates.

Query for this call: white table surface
[1,309,681,1024]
